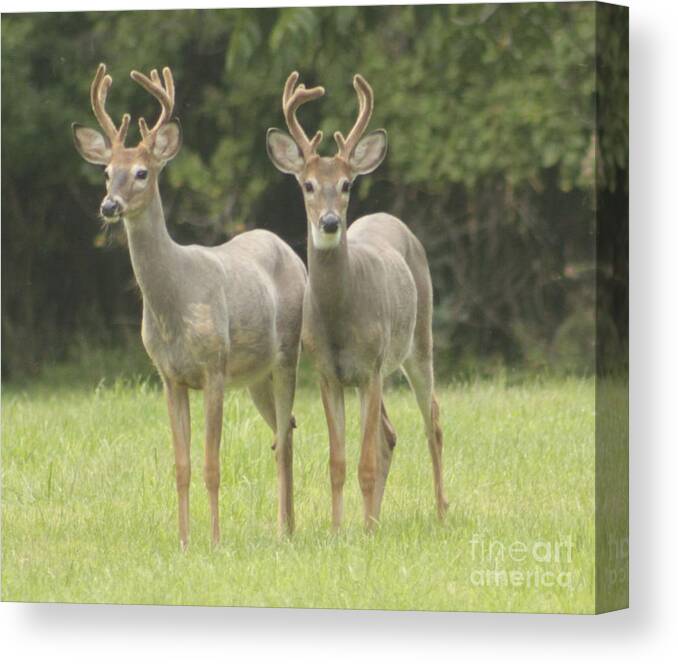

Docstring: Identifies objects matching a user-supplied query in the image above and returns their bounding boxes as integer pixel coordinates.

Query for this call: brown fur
[74,64,307,548]
[268,72,449,530]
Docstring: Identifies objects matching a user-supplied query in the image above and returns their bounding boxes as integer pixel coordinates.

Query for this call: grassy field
[2,356,599,613]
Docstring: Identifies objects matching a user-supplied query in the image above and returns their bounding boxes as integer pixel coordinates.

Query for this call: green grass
[2,365,598,613]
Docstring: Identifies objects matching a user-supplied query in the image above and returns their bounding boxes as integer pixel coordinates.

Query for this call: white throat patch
[311,224,342,250]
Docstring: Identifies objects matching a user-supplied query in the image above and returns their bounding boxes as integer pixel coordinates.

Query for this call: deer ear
[152,119,182,163]
[349,129,387,175]
[267,128,305,175]
[72,124,112,165]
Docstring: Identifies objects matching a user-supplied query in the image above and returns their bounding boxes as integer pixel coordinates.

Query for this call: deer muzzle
[319,213,340,234]
[100,197,122,220]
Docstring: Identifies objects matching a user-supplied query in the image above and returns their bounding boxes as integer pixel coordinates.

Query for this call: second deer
[73,64,306,548]
[267,72,449,530]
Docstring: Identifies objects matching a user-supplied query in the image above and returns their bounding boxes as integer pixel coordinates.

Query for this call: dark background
[1,3,628,382]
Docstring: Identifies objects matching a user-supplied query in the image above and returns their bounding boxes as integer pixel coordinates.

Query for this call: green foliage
[1,4,628,378]
[595,3,629,192]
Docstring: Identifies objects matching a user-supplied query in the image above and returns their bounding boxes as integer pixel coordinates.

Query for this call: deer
[266,71,449,531]
[72,64,307,549]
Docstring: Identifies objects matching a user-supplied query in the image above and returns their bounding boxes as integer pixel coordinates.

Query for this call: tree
[1,4,628,379]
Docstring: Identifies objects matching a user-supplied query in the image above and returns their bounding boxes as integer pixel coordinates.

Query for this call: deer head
[72,63,182,222]
[267,72,387,250]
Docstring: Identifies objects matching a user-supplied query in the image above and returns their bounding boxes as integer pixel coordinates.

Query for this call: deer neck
[307,220,351,319]
[123,184,182,316]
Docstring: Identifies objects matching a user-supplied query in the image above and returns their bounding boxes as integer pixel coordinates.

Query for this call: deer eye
[341,180,351,193]
[304,181,314,194]
[135,168,148,180]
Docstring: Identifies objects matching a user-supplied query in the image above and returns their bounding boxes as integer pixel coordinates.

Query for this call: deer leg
[373,400,397,519]
[358,373,383,531]
[165,380,191,550]
[272,366,297,536]
[203,374,224,547]
[251,375,295,535]
[320,377,346,531]
[403,357,449,519]
[249,376,277,449]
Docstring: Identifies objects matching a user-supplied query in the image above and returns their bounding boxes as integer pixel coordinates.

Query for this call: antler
[90,63,130,146]
[130,67,175,147]
[334,74,374,160]
[282,71,325,160]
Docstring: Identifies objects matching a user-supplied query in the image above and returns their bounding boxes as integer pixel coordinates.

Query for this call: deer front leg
[358,373,383,531]
[320,377,346,531]
[165,380,191,550]
[203,374,224,547]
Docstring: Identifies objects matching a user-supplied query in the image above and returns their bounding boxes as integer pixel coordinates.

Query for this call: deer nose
[320,213,340,234]
[100,198,120,218]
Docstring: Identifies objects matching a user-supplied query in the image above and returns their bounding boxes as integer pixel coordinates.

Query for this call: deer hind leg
[203,374,225,547]
[358,373,384,531]
[320,377,346,531]
[249,376,277,441]
[272,365,297,536]
[373,400,397,520]
[250,374,294,536]
[165,380,191,550]
[402,356,449,519]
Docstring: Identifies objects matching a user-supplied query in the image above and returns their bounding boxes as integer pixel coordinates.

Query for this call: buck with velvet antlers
[73,64,306,549]
[267,72,449,530]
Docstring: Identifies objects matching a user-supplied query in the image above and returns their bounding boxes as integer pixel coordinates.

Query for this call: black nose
[320,214,340,234]
[100,198,120,218]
